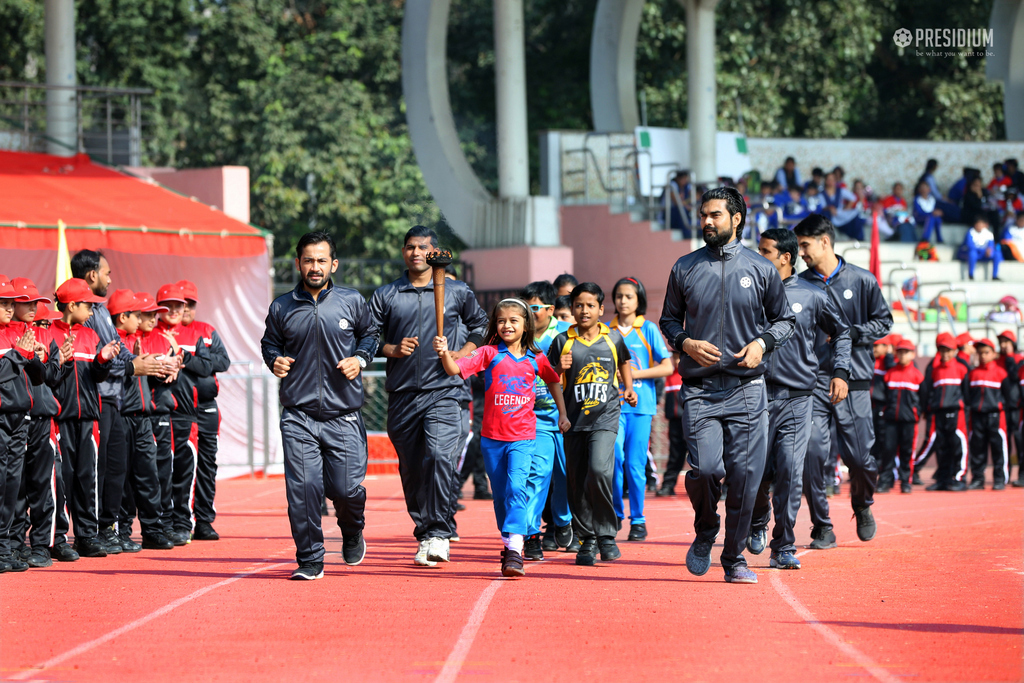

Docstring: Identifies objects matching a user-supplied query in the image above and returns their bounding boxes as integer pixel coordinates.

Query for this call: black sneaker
[473,490,493,501]
[541,528,558,551]
[193,522,220,541]
[0,556,11,573]
[685,536,714,576]
[655,485,675,497]
[575,539,597,566]
[27,547,53,568]
[455,502,466,511]
[1012,480,1024,488]
[746,526,767,555]
[993,482,1006,491]
[627,523,648,542]
[598,537,621,561]
[854,507,876,542]
[564,536,583,554]
[900,482,912,494]
[14,544,30,561]
[51,543,80,562]
[523,534,544,561]
[0,552,29,572]
[118,534,143,553]
[968,479,985,490]
[948,480,967,491]
[290,561,324,580]
[99,528,123,555]
[554,523,574,549]
[875,483,891,494]
[141,532,175,550]
[808,525,837,550]
[925,481,947,491]
[167,529,190,546]
[342,532,366,566]
[501,548,526,577]
[74,537,108,558]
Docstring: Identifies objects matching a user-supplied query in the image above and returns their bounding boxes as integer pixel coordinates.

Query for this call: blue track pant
[481,437,533,536]
[614,412,653,524]
[525,429,569,535]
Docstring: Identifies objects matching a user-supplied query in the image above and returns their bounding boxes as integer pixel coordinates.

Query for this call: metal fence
[0,80,150,165]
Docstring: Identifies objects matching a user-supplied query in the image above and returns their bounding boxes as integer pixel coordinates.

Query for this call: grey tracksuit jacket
[660,238,795,380]
[765,275,852,396]
[798,258,893,390]
[261,281,379,420]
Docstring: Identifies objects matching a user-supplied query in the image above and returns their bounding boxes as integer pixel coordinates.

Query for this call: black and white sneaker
[342,533,366,566]
[291,561,324,580]
[523,534,544,561]
[554,523,574,549]
[746,526,767,555]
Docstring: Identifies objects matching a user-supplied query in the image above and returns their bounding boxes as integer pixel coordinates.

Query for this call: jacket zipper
[417,290,423,388]
[718,254,725,369]
[313,295,323,415]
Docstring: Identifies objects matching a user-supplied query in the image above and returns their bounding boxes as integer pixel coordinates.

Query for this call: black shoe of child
[523,534,544,561]
[541,528,558,551]
[598,537,621,561]
[627,523,648,541]
[501,548,526,577]
[575,539,597,566]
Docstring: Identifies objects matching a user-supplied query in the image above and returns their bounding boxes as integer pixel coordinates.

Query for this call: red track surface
[3,471,1022,683]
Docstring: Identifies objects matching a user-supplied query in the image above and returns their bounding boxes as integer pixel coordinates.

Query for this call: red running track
[2,472,1022,682]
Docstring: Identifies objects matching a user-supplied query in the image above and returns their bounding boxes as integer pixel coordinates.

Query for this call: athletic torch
[425,249,453,340]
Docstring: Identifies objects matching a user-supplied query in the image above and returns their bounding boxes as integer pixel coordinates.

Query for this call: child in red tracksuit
[882,339,924,493]
[919,332,970,491]
[965,339,1014,489]
[50,278,120,558]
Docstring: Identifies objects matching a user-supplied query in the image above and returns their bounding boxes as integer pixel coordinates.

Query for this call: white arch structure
[987,0,1024,140]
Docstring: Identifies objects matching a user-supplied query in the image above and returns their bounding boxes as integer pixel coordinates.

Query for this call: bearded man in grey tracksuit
[261,231,379,581]
[660,187,795,585]
[750,229,852,570]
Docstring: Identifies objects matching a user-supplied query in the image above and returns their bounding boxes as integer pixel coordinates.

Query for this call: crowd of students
[0,253,229,573]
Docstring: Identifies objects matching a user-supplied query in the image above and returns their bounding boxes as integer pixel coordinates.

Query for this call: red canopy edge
[0,223,268,258]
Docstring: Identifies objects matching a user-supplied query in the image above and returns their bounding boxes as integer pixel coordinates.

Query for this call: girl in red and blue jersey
[610,277,672,541]
[435,298,569,577]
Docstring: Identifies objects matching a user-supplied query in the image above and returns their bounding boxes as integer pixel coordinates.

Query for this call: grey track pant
[752,395,812,553]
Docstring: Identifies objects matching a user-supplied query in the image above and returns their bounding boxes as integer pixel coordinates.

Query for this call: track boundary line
[434,579,503,683]
[769,569,901,683]
[9,558,292,681]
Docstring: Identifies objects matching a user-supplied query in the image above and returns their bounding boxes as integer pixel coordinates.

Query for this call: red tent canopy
[0,151,267,257]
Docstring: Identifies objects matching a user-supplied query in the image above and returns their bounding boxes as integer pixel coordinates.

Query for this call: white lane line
[769,571,902,683]
[434,580,503,683]
[10,558,292,681]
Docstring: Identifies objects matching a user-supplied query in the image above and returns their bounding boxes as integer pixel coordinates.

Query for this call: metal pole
[44,0,76,156]
[246,375,254,476]
[493,0,530,198]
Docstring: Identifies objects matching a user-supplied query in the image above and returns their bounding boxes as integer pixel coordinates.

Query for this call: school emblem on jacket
[792,302,803,313]
[843,289,853,300]
[740,277,752,289]
[339,318,350,330]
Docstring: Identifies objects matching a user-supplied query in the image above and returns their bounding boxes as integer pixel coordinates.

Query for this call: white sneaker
[414,539,436,567]
[427,537,450,563]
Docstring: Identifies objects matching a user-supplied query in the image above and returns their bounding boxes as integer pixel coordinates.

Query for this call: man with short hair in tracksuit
[661,187,795,584]
[178,280,232,541]
[919,332,970,491]
[368,226,488,567]
[262,231,379,580]
[794,214,893,547]
[750,229,851,570]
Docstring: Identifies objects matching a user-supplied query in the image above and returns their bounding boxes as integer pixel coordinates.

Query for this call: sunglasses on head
[529,304,553,312]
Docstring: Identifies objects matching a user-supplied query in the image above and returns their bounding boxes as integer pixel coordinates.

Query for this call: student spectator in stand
[999,188,1024,229]
[832,166,848,189]
[1003,212,1024,262]
[657,352,685,497]
[918,158,961,222]
[553,295,573,324]
[988,162,1012,196]
[774,157,803,191]
[963,217,1003,281]
[662,170,694,237]
[919,333,970,491]
[781,185,809,227]
[881,183,913,241]
[961,176,1001,230]
[553,274,578,298]
[913,181,944,243]
[880,340,923,494]
[804,183,826,214]
[1006,158,1024,193]
[948,167,978,206]
[821,173,864,240]
[965,339,1015,490]
[807,167,825,192]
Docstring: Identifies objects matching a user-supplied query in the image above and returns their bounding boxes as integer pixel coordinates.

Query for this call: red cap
[935,332,957,350]
[176,280,199,303]
[10,277,51,304]
[975,338,996,350]
[156,283,187,304]
[873,335,892,346]
[997,330,1017,344]
[896,339,916,352]
[34,302,62,321]
[0,274,17,299]
[108,289,145,316]
[54,278,106,304]
[955,332,974,347]
[134,292,168,313]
